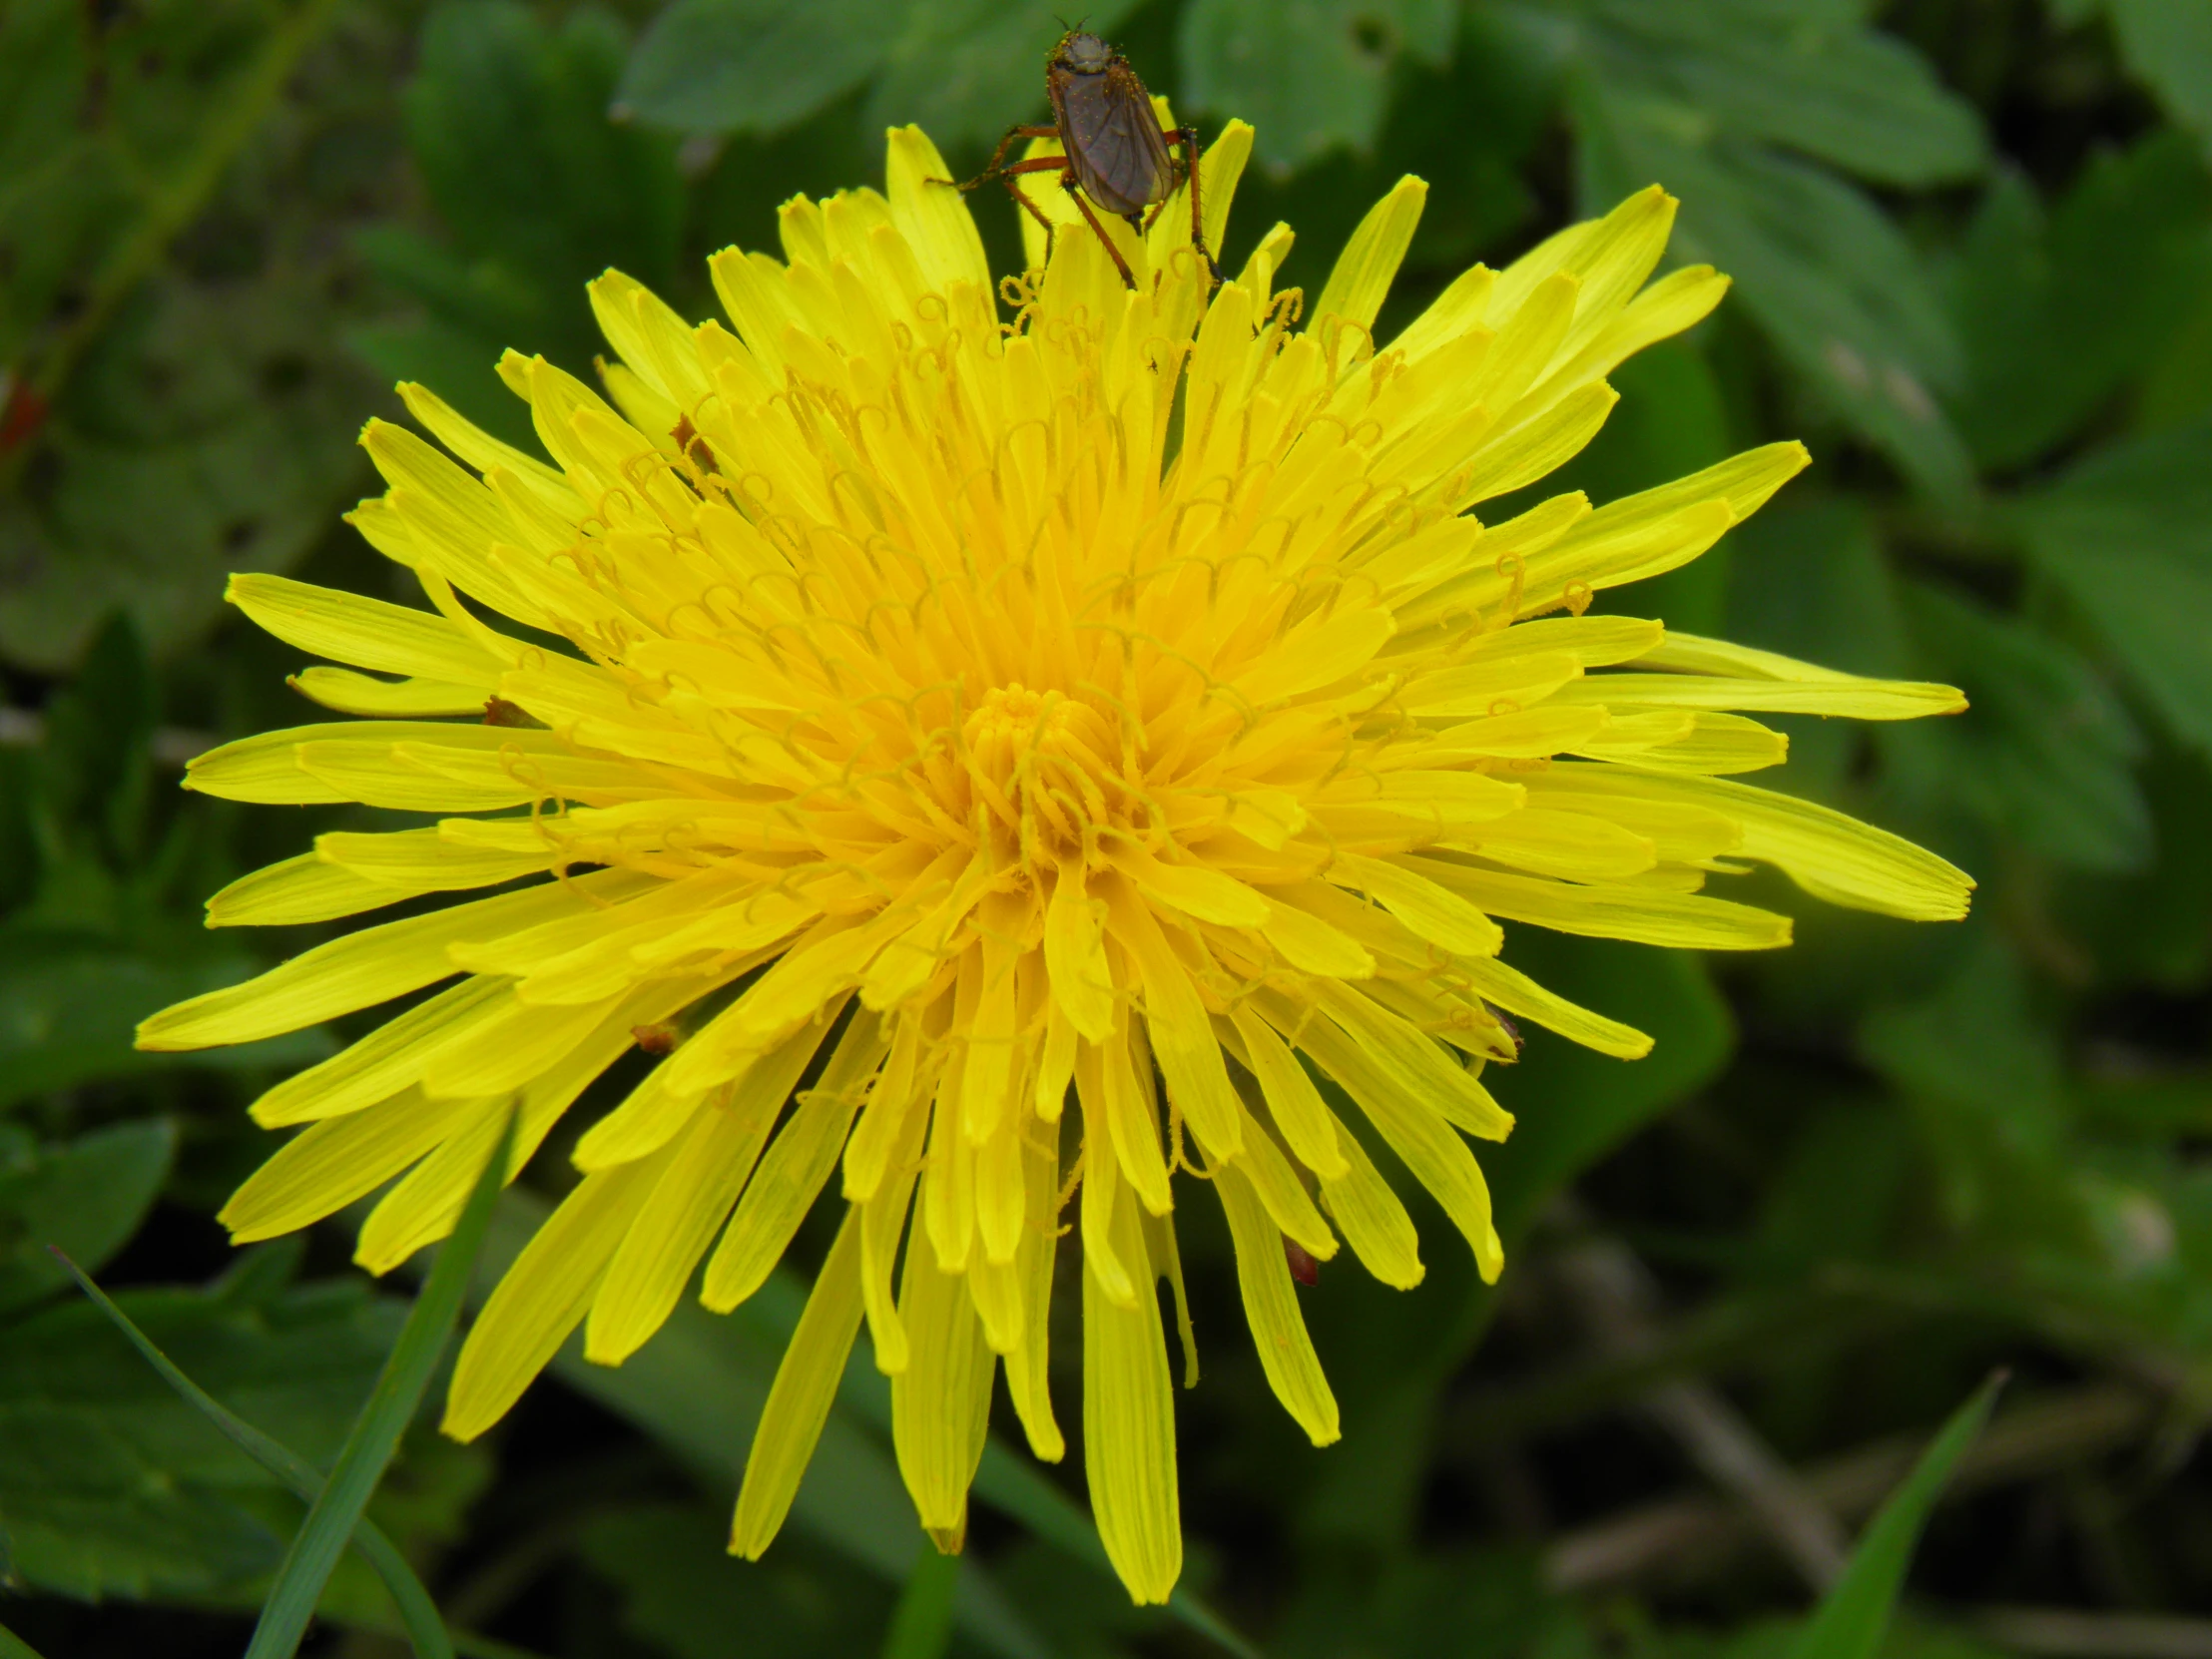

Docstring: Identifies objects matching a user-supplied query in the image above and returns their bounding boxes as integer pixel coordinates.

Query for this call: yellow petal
[891,1219,995,1542]
[586,1095,771,1366]
[138,872,642,1050]
[1316,983,1513,1141]
[246,976,508,1128]
[885,125,989,299]
[1082,1181,1182,1605]
[288,669,492,718]
[1445,807,1658,882]
[1100,1022,1173,1218]
[1316,1110,1424,1290]
[1332,852,1503,957]
[701,1010,890,1311]
[1256,896,1374,980]
[1558,672,1966,720]
[351,974,710,1277]
[1263,987,1504,1282]
[1225,1006,1348,1179]
[442,1148,671,1441]
[1454,951,1654,1060]
[1400,857,1792,951]
[1573,711,1788,775]
[1003,1128,1065,1461]
[317,825,554,891]
[1045,858,1116,1041]
[183,720,563,806]
[228,572,506,685]
[1309,176,1427,348]
[1105,882,1242,1164]
[1226,1100,1336,1259]
[394,380,576,507]
[206,852,409,929]
[575,993,845,1173]
[1566,770,1977,921]
[1106,843,1268,928]
[220,1087,467,1242]
[729,1206,866,1558]
[1632,630,1967,713]
[1215,1160,1340,1446]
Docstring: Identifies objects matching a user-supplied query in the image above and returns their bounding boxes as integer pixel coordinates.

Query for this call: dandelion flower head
[139,122,1972,1603]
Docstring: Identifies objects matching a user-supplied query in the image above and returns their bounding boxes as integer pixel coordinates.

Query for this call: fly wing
[1059,66,1174,218]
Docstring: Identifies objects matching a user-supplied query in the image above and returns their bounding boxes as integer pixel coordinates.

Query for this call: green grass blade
[880,1545,962,1659]
[51,1249,453,1659]
[244,1108,517,1659]
[1785,1371,2007,1659]
[0,1620,47,1659]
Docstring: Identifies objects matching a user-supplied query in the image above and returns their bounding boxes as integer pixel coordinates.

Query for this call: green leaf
[346,312,537,454]
[0,935,334,1110]
[0,1619,45,1659]
[881,1544,962,1659]
[620,0,896,137]
[1580,0,1986,188]
[0,0,380,673]
[2104,0,2212,165]
[1484,933,1736,1240]
[55,1253,453,1659]
[1945,136,2212,469]
[1543,339,1735,634]
[2055,741,2212,989]
[867,0,1140,152]
[1179,0,1439,174]
[33,612,157,864]
[0,1261,403,1599]
[352,223,559,352]
[400,0,681,370]
[407,1,682,289]
[0,1122,175,1316]
[1861,933,2086,1247]
[578,1502,892,1659]
[244,1111,512,1659]
[2012,413,2212,757]
[0,274,369,673]
[1897,581,2150,873]
[1862,933,2063,1128]
[1723,494,1911,798]
[1782,1376,2004,1659]
[1574,94,1972,497]
[0,0,89,203]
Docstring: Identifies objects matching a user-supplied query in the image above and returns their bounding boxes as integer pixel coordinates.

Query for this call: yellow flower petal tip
[156,121,1973,1606]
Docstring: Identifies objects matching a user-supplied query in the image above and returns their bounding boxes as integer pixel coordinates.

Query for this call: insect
[958,30,1223,291]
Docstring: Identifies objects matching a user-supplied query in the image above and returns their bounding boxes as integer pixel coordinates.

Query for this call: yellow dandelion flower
[139,123,1971,1604]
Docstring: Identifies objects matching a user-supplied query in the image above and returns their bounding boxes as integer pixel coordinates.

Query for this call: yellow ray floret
[141,122,1971,1607]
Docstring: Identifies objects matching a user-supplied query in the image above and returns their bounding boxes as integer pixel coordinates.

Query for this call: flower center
[958,683,1125,865]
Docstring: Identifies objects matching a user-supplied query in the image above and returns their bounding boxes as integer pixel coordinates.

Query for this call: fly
[958,30,1223,291]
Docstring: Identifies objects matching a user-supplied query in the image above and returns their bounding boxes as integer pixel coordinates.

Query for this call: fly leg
[953,124,1061,192]
[1062,176,1140,290]
[1171,126,1223,284]
[973,154,1071,266]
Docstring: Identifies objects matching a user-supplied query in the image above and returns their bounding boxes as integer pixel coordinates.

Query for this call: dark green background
[2,0,2211,1655]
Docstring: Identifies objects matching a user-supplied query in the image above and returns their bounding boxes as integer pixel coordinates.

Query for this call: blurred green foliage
[2,0,2211,1655]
